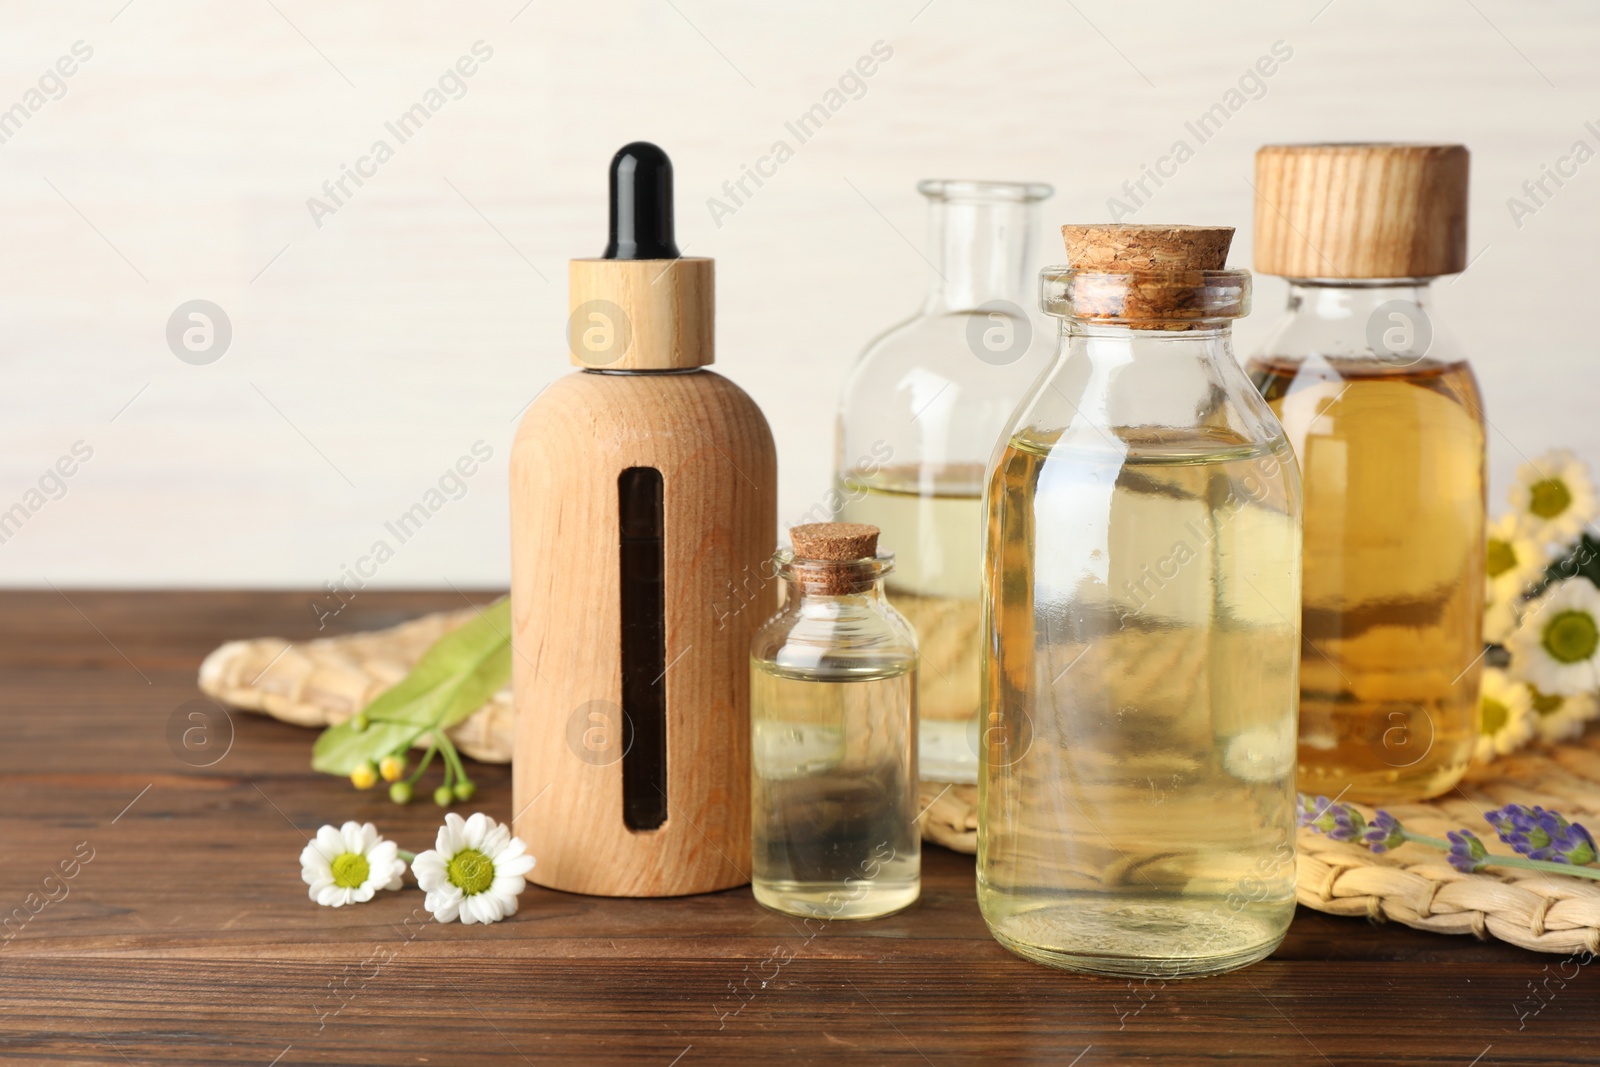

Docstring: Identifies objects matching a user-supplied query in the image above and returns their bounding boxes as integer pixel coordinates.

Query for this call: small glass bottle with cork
[749,522,921,920]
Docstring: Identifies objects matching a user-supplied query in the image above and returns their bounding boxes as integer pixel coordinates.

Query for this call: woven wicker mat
[200,608,1600,954]
[916,745,1600,955]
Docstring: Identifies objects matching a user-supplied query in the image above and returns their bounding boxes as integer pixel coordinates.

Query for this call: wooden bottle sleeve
[510,369,777,897]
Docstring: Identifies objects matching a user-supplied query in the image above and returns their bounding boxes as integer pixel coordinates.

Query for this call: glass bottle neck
[1285,278,1435,321]
[923,196,1038,313]
[1061,320,1236,356]
[1261,278,1443,364]
[786,577,887,604]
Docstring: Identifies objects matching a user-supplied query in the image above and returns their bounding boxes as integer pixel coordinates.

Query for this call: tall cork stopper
[788,523,883,595]
[1061,224,1233,273]
[1054,224,1242,328]
[1253,143,1469,278]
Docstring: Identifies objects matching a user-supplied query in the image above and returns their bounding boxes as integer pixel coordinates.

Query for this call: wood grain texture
[0,591,1596,1065]
[510,370,777,896]
[1253,144,1470,279]
[568,258,715,370]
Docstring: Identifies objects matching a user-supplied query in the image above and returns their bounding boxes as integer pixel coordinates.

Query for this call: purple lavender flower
[1485,804,1599,866]
[1559,823,1599,867]
[1447,830,1490,874]
[1297,793,1367,841]
[1362,810,1406,853]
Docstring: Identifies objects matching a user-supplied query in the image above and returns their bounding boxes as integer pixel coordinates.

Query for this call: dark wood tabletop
[0,590,1592,1066]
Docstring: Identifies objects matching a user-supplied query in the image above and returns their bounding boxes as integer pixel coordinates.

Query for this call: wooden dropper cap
[788,523,883,595]
[1253,143,1469,278]
[568,142,714,370]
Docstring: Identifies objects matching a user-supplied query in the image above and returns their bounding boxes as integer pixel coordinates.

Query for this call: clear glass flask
[978,226,1302,978]
[1247,143,1484,804]
[836,179,1054,784]
[750,523,921,920]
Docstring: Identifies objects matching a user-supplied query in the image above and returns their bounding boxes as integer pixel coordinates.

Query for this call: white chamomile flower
[1485,513,1547,601]
[1526,682,1599,745]
[300,821,406,907]
[1510,449,1597,547]
[1484,579,1520,646]
[1473,667,1535,764]
[412,812,535,925]
[1509,579,1600,696]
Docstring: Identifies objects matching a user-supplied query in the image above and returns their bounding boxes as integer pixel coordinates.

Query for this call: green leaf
[311,718,429,778]
[311,598,514,775]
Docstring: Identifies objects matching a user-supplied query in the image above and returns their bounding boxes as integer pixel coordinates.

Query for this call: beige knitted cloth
[200,608,1600,953]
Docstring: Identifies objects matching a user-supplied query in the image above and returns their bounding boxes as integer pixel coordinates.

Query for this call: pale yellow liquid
[840,466,983,782]
[980,427,1300,978]
[751,662,921,920]
[1250,357,1485,803]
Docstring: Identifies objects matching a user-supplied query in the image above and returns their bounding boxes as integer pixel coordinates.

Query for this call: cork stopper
[790,523,879,561]
[1253,144,1469,278]
[1051,224,1245,328]
[787,523,883,595]
[1061,224,1234,272]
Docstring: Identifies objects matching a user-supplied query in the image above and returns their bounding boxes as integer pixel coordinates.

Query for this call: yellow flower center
[448,848,494,895]
[331,852,371,889]
[1529,477,1573,520]
[1529,685,1564,716]
[1480,697,1509,736]
[1486,538,1517,579]
[1543,609,1600,665]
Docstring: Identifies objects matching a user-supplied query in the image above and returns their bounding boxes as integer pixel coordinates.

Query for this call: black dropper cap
[603,142,680,261]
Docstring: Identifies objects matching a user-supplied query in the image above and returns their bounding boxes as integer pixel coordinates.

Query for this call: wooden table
[1,591,1592,1065]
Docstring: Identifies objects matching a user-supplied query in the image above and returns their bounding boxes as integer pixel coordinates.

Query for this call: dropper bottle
[510,142,778,897]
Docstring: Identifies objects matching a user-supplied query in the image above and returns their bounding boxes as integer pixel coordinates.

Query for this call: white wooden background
[0,0,1595,587]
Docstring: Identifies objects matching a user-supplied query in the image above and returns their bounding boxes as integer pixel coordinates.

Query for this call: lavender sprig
[1297,794,1366,840]
[1485,804,1599,866]
[1446,830,1490,874]
[1297,794,1600,881]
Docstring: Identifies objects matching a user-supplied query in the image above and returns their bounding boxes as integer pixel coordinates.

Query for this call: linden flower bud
[453,780,477,802]
[379,755,406,782]
[350,762,379,790]
[434,785,454,807]
[351,713,370,732]
[389,781,414,805]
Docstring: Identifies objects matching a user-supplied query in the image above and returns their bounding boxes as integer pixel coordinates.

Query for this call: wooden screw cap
[1061,224,1234,272]
[1253,143,1469,278]
[790,522,880,561]
[568,257,714,370]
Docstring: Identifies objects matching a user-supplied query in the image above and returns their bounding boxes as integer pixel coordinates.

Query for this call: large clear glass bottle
[750,522,921,920]
[1246,143,1484,804]
[836,179,1054,784]
[979,225,1302,978]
